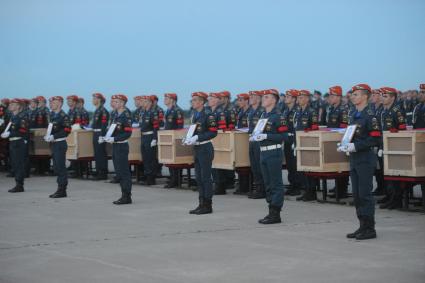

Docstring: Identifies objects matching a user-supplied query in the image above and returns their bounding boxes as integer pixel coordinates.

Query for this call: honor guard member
[139,95,160,185]
[34,96,50,128]
[101,94,133,204]
[219,91,237,190]
[326,86,349,199]
[233,93,251,195]
[312,90,324,123]
[163,93,184,188]
[151,95,164,177]
[282,89,302,196]
[67,95,82,125]
[370,89,385,196]
[29,98,39,127]
[132,96,144,125]
[45,96,72,198]
[208,92,228,194]
[1,99,29,192]
[378,87,407,210]
[247,90,266,199]
[250,89,288,224]
[77,97,90,126]
[294,90,320,201]
[278,92,287,113]
[338,83,381,240]
[185,92,218,214]
[91,93,110,180]
[412,84,425,129]
[236,93,250,128]
[0,98,11,172]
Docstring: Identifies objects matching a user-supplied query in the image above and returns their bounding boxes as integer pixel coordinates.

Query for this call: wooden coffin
[383,130,425,177]
[212,131,250,170]
[128,129,142,161]
[296,130,349,172]
[29,128,51,156]
[66,129,94,160]
[158,129,194,164]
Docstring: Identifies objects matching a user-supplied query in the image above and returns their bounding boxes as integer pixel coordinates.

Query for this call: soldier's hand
[105,137,114,143]
[377,149,383,157]
[0,119,4,126]
[131,123,140,128]
[337,145,346,152]
[1,131,10,139]
[254,134,267,141]
[98,136,105,144]
[345,143,356,152]
[150,139,157,147]
[44,135,54,142]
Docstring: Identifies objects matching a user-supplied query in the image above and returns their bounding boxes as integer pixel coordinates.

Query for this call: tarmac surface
[1,173,424,283]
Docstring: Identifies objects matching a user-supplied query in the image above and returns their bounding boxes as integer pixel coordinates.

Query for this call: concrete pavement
[0,174,424,283]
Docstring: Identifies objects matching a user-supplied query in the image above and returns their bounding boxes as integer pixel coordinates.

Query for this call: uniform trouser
[51,141,68,187]
[260,148,284,209]
[168,168,181,184]
[213,169,227,187]
[93,132,108,174]
[24,140,30,175]
[375,155,384,191]
[194,143,214,201]
[9,139,26,185]
[249,142,263,185]
[284,137,302,187]
[141,134,155,177]
[112,143,132,194]
[350,150,376,217]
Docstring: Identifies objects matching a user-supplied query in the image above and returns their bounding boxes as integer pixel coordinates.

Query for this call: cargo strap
[142,131,154,135]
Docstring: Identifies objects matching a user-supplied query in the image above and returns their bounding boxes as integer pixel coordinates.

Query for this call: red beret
[220,91,231,98]
[286,89,299,97]
[111,94,128,102]
[93,93,106,101]
[49,96,64,102]
[329,86,342,96]
[380,87,397,95]
[237,93,250,100]
[164,93,177,100]
[148,95,157,102]
[67,95,78,102]
[420,84,425,90]
[1,98,10,105]
[192,92,208,100]
[209,92,221,98]
[36,96,46,102]
[31,97,39,103]
[249,90,263,96]
[298,90,311,97]
[10,98,21,104]
[351,84,371,93]
[372,89,382,94]
[22,99,30,104]
[134,95,143,100]
[78,97,84,103]
[263,89,280,97]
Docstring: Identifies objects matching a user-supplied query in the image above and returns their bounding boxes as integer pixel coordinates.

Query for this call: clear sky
[1,0,424,110]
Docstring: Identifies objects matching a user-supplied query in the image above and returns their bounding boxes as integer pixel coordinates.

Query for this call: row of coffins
[29,128,425,177]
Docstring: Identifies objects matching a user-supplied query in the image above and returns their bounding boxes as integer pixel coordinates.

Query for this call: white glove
[98,136,105,144]
[254,134,267,142]
[185,135,198,145]
[337,145,346,152]
[71,124,81,130]
[105,137,114,143]
[1,131,10,139]
[345,143,356,153]
[44,135,54,142]
[83,126,92,130]
[249,135,255,142]
[131,123,140,128]
[0,119,4,126]
[151,139,157,147]
[377,149,383,157]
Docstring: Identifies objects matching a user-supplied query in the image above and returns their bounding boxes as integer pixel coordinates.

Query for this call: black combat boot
[214,183,226,195]
[141,175,156,186]
[189,198,203,214]
[234,175,249,195]
[113,193,132,205]
[346,216,364,238]
[95,170,108,181]
[355,216,377,240]
[297,188,317,201]
[379,193,395,209]
[49,186,67,198]
[8,183,24,193]
[249,184,266,199]
[109,176,120,183]
[195,198,213,215]
[259,206,282,224]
